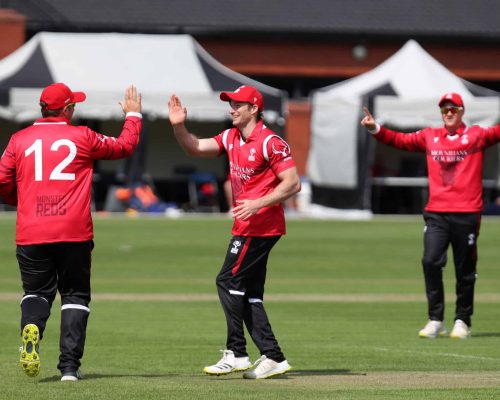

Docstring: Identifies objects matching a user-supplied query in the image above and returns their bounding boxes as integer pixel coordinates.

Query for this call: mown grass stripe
[2,293,500,302]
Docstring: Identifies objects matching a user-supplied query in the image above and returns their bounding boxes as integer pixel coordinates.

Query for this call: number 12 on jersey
[24,139,77,181]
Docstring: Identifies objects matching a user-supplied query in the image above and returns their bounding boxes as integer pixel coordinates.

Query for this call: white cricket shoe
[203,350,251,375]
[418,320,447,338]
[61,370,82,381]
[450,319,471,339]
[243,355,291,379]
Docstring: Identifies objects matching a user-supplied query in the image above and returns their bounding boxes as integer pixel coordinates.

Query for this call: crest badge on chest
[248,148,256,161]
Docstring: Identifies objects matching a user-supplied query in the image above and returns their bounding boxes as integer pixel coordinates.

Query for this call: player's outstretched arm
[119,85,142,114]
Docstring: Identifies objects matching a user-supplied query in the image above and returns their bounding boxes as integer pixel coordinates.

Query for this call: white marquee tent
[0,32,285,123]
[308,40,500,209]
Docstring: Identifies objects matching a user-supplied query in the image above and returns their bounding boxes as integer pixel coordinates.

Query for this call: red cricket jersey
[374,123,500,212]
[0,115,142,244]
[214,120,296,236]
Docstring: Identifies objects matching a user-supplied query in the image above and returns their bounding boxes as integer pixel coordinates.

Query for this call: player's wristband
[126,112,142,119]
[368,123,380,135]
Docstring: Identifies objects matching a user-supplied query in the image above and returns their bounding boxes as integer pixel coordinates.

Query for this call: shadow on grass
[38,373,179,383]
[289,369,365,377]
[472,332,500,338]
[39,370,365,382]
[200,370,363,380]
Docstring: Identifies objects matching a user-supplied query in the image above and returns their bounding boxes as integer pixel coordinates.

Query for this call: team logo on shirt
[272,141,291,161]
[97,134,113,143]
[248,148,256,161]
[231,240,242,254]
[434,137,439,143]
[461,134,469,145]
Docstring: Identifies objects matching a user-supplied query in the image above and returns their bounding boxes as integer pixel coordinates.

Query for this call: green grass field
[1,214,500,399]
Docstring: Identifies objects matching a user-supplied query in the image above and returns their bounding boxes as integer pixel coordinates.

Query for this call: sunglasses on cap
[440,106,463,115]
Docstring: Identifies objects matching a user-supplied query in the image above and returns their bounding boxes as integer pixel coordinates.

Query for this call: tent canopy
[0,32,285,122]
[309,40,500,190]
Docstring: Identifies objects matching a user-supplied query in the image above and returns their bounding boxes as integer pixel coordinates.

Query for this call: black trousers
[216,235,285,363]
[422,212,480,326]
[17,241,93,373]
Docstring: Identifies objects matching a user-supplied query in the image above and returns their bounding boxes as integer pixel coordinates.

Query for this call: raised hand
[360,107,376,130]
[119,85,142,114]
[168,94,187,126]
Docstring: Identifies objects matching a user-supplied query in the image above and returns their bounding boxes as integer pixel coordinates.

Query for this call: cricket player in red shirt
[168,85,300,379]
[361,92,500,339]
[0,83,142,380]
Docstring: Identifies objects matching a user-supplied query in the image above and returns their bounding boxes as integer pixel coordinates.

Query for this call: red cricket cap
[220,85,264,111]
[438,92,464,108]
[40,82,86,110]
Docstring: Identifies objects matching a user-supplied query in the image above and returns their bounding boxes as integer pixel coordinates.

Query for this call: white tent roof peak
[320,39,469,102]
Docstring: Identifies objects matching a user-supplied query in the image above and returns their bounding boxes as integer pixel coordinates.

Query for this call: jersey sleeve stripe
[222,129,230,151]
[263,135,282,161]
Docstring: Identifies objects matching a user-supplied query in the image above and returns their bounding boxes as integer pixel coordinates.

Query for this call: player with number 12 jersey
[0,101,141,244]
